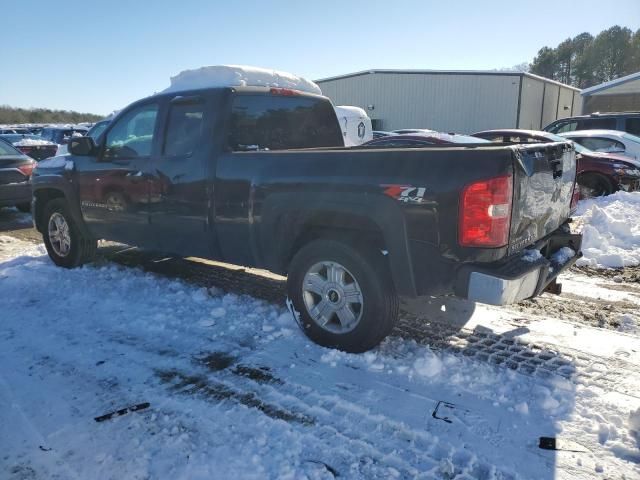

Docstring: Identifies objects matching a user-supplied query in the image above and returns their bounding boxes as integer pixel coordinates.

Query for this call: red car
[472,129,640,197]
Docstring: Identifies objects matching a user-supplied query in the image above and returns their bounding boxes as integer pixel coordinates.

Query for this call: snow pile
[163,65,322,95]
[13,138,54,146]
[617,314,638,333]
[522,248,542,262]
[574,191,640,268]
[551,246,575,265]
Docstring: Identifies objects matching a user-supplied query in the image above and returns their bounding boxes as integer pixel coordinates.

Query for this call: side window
[105,103,159,159]
[228,95,343,151]
[579,137,625,153]
[577,118,616,130]
[553,121,577,133]
[625,118,640,136]
[163,101,204,157]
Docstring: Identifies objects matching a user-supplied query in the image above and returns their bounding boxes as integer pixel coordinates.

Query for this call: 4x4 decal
[382,184,427,204]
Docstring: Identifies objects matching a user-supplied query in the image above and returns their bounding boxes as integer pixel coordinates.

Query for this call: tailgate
[508,142,576,256]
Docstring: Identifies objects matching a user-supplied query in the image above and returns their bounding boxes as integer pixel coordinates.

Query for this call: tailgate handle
[548,158,563,179]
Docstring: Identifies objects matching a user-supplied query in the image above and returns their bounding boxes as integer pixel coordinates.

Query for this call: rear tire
[577,173,614,198]
[287,239,399,353]
[42,198,97,268]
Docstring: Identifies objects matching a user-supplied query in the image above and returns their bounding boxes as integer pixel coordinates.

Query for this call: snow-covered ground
[574,191,640,268]
[1,231,639,479]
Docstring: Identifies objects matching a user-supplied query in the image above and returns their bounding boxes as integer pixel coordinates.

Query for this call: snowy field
[1,195,640,479]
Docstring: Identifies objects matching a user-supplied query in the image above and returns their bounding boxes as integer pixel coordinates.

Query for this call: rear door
[146,94,213,257]
[76,101,160,244]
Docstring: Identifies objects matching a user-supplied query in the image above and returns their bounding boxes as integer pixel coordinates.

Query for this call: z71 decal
[382,185,428,204]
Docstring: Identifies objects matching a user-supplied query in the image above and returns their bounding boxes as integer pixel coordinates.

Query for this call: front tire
[287,239,399,353]
[42,198,97,268]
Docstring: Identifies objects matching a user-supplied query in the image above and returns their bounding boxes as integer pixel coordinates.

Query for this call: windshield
[0,139,22,155]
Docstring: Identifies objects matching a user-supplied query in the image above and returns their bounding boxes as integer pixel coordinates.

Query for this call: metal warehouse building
[581,71,640,114]
[316,70,581,134]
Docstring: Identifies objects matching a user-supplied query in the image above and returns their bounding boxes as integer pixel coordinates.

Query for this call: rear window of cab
[228,95,343,151]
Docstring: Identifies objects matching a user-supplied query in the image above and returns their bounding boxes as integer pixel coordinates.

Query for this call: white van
[334,106,373,146]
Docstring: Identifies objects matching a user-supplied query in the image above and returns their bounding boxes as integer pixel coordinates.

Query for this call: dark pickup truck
[31,86,582,352]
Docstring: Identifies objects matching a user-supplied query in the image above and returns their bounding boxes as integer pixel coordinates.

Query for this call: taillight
[269,87,299,96]
[17,163,35,177]
[459,175,513,247]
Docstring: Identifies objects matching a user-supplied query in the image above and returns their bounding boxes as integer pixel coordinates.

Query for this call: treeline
[530,26,640,88]
[0,105,103,125]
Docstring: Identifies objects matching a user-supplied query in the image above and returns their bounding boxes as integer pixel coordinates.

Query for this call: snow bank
[163,65,322,95]
[574,192,640,268]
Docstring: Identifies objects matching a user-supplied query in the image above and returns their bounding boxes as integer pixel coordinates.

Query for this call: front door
[146,95,211,257]
[76,101,160,245]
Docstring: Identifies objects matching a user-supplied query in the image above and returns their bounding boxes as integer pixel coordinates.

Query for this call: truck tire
[287,239,399,353]
[42,198,97,268]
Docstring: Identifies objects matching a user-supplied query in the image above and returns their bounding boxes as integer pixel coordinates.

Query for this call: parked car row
[544,111,640,136]
[0,134,58,160]
[472,130,640,198]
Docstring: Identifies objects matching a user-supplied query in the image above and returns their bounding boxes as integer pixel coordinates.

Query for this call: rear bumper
[0,182,31,207]
[455,229,583,305]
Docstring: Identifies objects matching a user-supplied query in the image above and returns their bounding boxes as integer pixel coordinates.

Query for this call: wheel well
[577,171,615,192]
[33,189,65,233]
[283,212,386,274]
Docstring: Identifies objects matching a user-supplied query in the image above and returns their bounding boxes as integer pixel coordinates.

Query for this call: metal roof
[314,69,580,91]
[581,71,640,96]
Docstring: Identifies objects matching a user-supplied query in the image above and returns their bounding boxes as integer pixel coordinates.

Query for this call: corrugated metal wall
[540,83,560,128]
[318,72,520,133]
[518,77,545,129]
[557,87,574,120]
[573,91,583,116]
[318,72,579,133]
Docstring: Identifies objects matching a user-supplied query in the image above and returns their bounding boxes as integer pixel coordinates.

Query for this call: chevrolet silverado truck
[31,85,582,352]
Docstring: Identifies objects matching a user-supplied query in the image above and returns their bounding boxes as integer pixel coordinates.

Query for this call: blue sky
[4,0,639,115]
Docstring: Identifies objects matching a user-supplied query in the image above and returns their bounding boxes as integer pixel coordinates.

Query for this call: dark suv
[544,112,640,136]
[40,127,89,145]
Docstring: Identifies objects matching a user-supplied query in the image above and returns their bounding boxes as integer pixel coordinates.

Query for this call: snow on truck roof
[334,105,368,118]
[162,65,323,96]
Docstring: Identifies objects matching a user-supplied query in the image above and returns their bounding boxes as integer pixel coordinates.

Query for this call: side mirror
[68,136,96,156]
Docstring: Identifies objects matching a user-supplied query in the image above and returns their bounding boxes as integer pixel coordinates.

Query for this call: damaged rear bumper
[455,228,583,306]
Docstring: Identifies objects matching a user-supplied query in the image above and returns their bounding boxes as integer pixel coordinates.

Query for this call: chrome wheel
[302,261,364,334]
[105,192,126,212]
[48,212,71,257]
